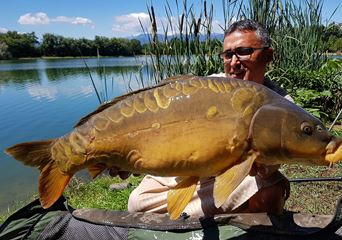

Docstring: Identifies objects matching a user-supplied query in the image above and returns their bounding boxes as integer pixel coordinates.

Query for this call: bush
[269,59,342,121]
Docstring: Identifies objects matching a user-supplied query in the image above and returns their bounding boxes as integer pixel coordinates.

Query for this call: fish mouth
[325,137,342,164]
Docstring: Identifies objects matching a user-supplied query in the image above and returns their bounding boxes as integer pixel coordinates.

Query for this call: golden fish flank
[162,83,181,98]
[222,81,232,93]
[92,116,110,131]
[68,131,88,155]
[230,80,240,88]
[231,88,255,113]
[153,88,171,109]
[133,95,147,113]
[199,78,209,88]
[189,78,202,89]
[175,81,182,91]
[120,99,135,118]
[182,82,199,95]
[5,75,342,220]
[106,107,123,123]
[207,79,220,93]
[151,122,161,129]
[144,91,159,112]
[242,93,265,120]
[213,80,227,93]
[206,106,219,120]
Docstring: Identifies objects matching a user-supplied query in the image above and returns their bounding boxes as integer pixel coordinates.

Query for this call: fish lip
[325,137,342,163]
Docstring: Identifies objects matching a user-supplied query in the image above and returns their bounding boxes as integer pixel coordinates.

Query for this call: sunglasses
[219,47,269,61]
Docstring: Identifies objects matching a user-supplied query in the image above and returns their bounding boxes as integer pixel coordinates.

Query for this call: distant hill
[127,33,224,44]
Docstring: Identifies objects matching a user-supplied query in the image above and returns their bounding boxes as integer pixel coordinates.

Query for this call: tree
[0,41,11,59]
[0,31,40,58]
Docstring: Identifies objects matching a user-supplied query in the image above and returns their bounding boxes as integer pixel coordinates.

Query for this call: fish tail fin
[5,140,72,209]
[5,140,54,169]
[39,161,71,208]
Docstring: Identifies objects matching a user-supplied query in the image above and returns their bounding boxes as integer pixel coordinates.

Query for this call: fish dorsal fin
[167,176,199,220]
[88,163,107,179]
[214,150,258,208]
[39,161,72,209]
[74,75,191,128]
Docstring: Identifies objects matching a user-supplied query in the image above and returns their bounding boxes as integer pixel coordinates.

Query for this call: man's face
[223,30,273,84]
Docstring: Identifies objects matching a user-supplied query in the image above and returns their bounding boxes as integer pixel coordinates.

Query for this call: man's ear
[265,48,274,63]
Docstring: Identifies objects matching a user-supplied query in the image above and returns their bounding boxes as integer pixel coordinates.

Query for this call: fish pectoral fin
[214,150,258,208]
[88,163,107,179]
[39,161,72,209]
[167,176,199,220]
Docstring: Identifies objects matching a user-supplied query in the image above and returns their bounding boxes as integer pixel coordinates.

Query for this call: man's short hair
[225,19,271,47]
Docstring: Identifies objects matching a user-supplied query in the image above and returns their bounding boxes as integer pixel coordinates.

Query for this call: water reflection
[0,69,40,85]
[45,65,141,82]
[0,56,147,71]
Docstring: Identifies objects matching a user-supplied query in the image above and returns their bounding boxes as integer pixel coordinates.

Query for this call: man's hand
[249,163,280,179]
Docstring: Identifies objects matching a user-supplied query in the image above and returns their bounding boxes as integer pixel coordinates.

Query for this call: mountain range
[127,33,224,44]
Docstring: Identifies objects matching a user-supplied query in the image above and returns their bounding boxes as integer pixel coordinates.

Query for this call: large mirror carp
[5,75,342,219]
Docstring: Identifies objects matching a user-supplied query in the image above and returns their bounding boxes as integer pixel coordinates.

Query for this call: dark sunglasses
[219,47,269,60]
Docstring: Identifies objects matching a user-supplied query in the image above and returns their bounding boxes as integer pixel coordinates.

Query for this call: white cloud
[27,85,58,102]
[0,27,8,33]
[52,16,93,25]
[18,12,50,25]
[112,12,150,36]
[112,12,224,37]
[18,12,93,27]
[208,19,225,34]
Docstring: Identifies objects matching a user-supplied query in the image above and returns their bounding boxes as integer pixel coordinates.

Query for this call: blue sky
[0,0,341,40]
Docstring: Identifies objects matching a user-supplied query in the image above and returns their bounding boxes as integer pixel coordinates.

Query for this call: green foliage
[293,88,331,118]
[41,34,143,57]
[239,0,328,70]
[0,41,11,59]
[0,31,40,59]
[269,59,342,121]
[0,32,143,59]
[327,36,342,52]
[324,22,342,52]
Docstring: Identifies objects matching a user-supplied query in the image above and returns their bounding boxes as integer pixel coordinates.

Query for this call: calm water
[0,57,149,213]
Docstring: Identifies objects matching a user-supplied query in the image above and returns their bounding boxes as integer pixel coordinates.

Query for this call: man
[124,20,291,217]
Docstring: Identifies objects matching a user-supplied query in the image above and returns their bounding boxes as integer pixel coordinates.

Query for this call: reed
[142,0,223,84]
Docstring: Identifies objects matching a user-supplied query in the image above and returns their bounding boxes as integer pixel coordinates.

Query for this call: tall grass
[141,0,223,84]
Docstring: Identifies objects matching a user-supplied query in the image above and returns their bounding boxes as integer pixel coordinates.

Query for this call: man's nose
[230,54,240,67]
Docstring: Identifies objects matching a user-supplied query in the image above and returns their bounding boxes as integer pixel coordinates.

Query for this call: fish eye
[301,122,313,135]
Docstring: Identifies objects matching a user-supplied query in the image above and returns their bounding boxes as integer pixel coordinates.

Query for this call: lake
[0,56,151,213]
